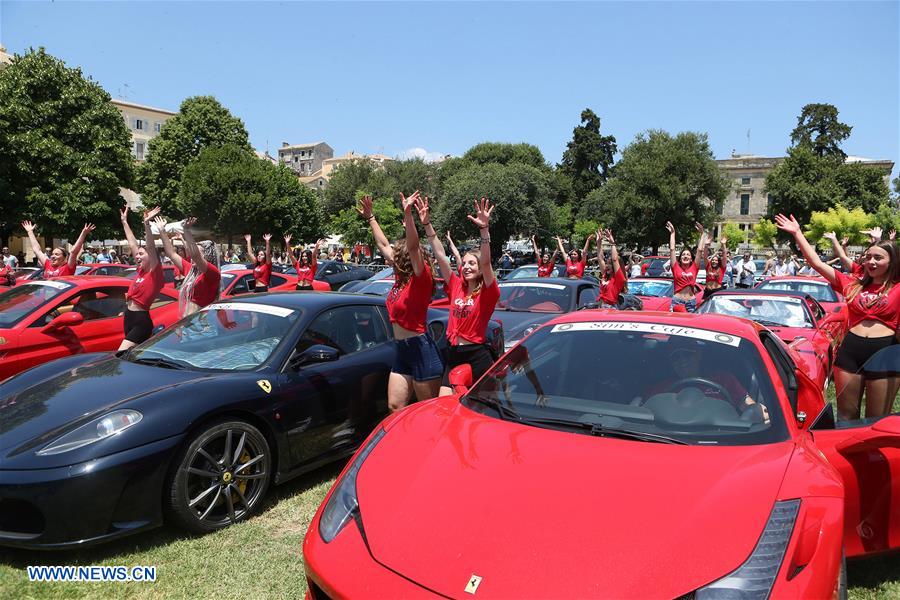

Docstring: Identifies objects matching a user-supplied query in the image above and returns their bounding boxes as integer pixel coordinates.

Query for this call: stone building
[278,142,334,177]
[713,153,895,239]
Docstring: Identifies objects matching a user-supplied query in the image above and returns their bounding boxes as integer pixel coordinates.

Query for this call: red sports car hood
[358,398,796,598]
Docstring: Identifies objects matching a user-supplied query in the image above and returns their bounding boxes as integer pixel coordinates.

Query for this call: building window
[155,122,161,133]
[740,194,750,215]
[135,142,145,160]
[135,119,143,130]
[294,156,298,163]
[741,176,751,185]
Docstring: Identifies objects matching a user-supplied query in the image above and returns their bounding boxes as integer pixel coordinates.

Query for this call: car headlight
[36,410,143,456]
[319,428,385,543]
[696,499,800,599]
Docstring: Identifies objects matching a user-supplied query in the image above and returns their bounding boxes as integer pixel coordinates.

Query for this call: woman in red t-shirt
[418,195,500,397]
[665,221,707,313]
[557,233,595,279]
[596,229,627,308]
[531,235,558,278]
[21,220,94,279]
[776,214,900,420]
[284,235,324,290]
[704,236,728,293]
[359,193,443,410]
[244,233,272,293]
[119,204,165,350]
[153,216,220,317]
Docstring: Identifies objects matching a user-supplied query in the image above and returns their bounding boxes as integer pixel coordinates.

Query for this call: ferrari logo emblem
[0,337,5,345]
[464,574,482,594]
[256,379,272,394]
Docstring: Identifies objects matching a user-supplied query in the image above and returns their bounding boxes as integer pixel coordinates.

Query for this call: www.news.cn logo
[27,565,157,582]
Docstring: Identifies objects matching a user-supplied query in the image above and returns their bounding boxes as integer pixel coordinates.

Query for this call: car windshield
[75,266,90,275]
[497,282,570,312]
[0,281,74,327]
[757,280,838,303]
[698,295,812,328]
[127,302,301,371]
[466,322,787,445]
[628,280,672,297]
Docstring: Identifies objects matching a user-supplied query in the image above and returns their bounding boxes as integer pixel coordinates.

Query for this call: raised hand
[890,230,897,241]
[183,217,197,229]
[399,191,420,214]
[840,236,849,246]
[356,195,373,219]
[152,215,168,231]
[414,195,430,223]
[143,206,161,223]
[120,202,130,223]
[822,231,838,242]
[466,197,494,229]
[861,226,883,242]
[665,221,675,234]
[720,236,728,246]
[604,229,616,244]
[244,234,252,243]
[262,233,272,242]
[81,223,96,235]
[446,231,453,241]
[21,220,35,233]
[694,222,705,233]
[774,214,801,235]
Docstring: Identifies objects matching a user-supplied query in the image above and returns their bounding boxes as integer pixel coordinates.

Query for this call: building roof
[254,150,277,164]
[110,99,177,116]
[279,141,329,151]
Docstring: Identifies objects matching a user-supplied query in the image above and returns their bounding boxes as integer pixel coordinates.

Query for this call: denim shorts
[393,334,444,382]
[670,296,697,313]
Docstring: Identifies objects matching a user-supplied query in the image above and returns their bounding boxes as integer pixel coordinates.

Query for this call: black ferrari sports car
[0,292,502,549]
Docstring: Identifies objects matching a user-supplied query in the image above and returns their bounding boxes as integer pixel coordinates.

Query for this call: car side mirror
[289,344,339,369]
[449,364,473,394]
[42,311,84,333]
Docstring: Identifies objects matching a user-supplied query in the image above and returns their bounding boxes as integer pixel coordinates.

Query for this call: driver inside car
[644,346,770,424]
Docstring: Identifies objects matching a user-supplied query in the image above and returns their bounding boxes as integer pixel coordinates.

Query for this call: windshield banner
[550,321,742,347]
[203,302,295,318]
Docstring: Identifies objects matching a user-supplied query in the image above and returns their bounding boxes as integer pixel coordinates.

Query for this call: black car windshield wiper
[517,416,688,445]
[753,319,787,328]
[465,394,521,421]
[130,355,190,370]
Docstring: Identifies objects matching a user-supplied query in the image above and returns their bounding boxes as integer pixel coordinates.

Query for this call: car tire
[166,420,271,533]
[837,549,848,600]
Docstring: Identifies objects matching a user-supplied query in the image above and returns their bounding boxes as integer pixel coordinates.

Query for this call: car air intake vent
[0,499,45,538]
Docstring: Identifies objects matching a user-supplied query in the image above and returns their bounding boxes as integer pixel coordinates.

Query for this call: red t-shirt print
[292,256,317,284]
[831,270,900,330]
[253,261,272,286]
[537,259,556,278]
[598,269,626,305]
[672,261,700,293]
[43,259,74,279]
[126,263,165,311]
[565,258,586,278]
[444,274,501,345]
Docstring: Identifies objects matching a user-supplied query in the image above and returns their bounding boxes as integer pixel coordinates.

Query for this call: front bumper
[304,514,440,599]
[0,435,184,549]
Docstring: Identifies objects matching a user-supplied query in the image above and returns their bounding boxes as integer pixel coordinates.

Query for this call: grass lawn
[2,383,898,599]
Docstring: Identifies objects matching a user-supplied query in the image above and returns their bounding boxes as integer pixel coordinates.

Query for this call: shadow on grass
[848,551,900,590]
[0,460,344,570]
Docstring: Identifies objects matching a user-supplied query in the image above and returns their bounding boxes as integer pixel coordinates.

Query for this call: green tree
[462,142,547,169]
[720,223,746,252]
[804,205,871,249]
[329,195,402,249]
[790,103,852,159]
[580,130,729,254]
[137,96,251,214]
[0,48,133,244]
[870,203,900,236]
[322,158,378,216]
[431,162,560,258]
[765,145,889,234]
[573,219,600,247]
[176,145,321,242]
[559,108,617,210]
[752,219,778,248]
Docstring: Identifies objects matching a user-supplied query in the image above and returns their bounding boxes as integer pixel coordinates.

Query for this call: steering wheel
[666,377,734,406]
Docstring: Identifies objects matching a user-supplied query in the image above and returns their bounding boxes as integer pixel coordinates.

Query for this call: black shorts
[253,284,269,293]
[834,332,898,377]
[123,308,154,344]
[295,281,313,290]
[442,344,495,387]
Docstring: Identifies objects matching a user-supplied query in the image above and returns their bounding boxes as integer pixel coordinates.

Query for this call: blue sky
[2,1,898,177]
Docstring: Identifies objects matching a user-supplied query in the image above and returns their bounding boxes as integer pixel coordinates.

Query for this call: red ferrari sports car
[626,277,674,311]
[75,263,132,277]
[124,264,180,288]
[219,269,329,296]
[756,275,849,330]
[0,277,180,381]
[698,289,845,390]
[304,311,900,599]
